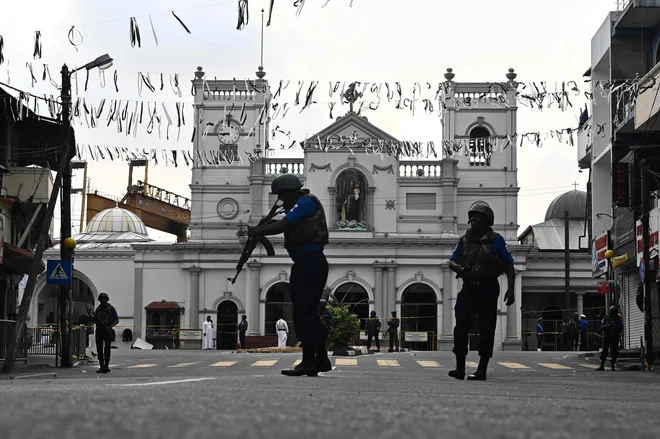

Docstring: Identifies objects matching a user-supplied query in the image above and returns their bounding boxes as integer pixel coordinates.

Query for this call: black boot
[467,356,489,381]
[448,356,466,380]
[97,358,107,373]
[308,344,332,377]
[282,346,317,376]
[611,359,616,371]
[596,358,605,371]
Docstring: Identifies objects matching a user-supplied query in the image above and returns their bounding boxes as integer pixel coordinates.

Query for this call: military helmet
[608,306,618,315]
[370,310,377,317]
[468,201,495,227]
[98,292,109,300]
[271,173,303,195]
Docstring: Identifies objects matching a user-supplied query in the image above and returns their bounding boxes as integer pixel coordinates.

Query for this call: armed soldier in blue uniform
[447,201,515,381]
[86,292,119,374]
[247,174,330,377]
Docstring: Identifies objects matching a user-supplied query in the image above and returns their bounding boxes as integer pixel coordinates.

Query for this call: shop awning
[0,243,44,275]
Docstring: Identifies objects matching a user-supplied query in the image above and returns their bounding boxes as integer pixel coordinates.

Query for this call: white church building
[25,66,600,352]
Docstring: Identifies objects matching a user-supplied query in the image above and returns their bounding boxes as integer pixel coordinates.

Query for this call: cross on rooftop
[572,182,579,190]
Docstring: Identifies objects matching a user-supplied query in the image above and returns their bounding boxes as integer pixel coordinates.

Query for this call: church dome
[545,190,587,221]
[85,207,148,236]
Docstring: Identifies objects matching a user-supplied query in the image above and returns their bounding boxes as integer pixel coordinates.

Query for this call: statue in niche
[335,170,368,230]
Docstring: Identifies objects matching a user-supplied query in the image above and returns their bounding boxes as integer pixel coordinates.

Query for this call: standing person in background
[536,318,544,351]
[276,317,289,348]
[202,316,214,350]
[237,315,248,349]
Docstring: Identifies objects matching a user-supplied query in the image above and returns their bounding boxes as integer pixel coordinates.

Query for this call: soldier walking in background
[597,306,624,371]
[387,311,400,353]
[536,318,544,351]
[365,310,381,352]
[447,201,516,381]
[86,292,118,374]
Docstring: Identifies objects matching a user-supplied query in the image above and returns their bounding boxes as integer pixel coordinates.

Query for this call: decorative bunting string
[172,11,192,34]
[67,26,83,52]
[237,0,250,30]
[129,17,142,48]
[33,31,42,59]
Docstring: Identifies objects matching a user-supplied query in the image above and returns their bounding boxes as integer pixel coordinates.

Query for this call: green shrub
[326,295,360,351]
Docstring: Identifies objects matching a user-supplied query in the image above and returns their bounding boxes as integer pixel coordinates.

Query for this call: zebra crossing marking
[335,358,357,366]
[416,361,441,368]
[168,363,198,368]
[292,359,302,366]
[128,364,157,369]
[498,362,530,369]
[537,363,573,370]
[377,359,400,367]
[209,361,237,367]
[466,361,479,368]
[251,360,278,367]
[579,364,600,369]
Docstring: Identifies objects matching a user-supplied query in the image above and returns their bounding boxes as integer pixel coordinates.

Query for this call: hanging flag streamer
[129,17,141,48]
[237,0,249,30]
[68,26,83,52]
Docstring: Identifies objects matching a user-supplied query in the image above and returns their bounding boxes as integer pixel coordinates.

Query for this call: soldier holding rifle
[247,174,330,377]
[86,292,119,374]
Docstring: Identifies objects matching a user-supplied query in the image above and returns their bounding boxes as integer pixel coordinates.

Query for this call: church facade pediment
[303,112,399,153]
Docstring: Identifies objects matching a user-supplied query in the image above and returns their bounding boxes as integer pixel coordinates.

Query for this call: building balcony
[614,1,660,34]
[635,61,660,131]
[577,117,592,169]
[399,161,442,178]
[263,158,305,176]
[613,84,636,134]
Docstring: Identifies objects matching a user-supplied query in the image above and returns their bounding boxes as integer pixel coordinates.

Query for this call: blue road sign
[46,260,72,285]
[640,260,646,284]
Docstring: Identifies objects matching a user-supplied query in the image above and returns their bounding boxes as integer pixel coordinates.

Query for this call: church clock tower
[189,66,271,240]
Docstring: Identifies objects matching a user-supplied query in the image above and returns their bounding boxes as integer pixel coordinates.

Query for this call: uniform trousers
[452,278,500,359]
[289,250,329,353]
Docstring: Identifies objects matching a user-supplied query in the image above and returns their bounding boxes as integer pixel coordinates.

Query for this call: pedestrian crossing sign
[46,260,72,285]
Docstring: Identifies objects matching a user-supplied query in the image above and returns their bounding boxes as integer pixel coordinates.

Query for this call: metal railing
[0,320,28,361]
[616,0,633,18]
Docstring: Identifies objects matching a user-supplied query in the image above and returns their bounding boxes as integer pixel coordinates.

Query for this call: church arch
[464,120,497,137]
[260,274,289,302]
[400,283,438,348]
[329,275,374,302]
[331,282,370,325]
[329,160,375,189]
[396,276,442,303]
[216,300,239,350]
[33,268,99,325]
[264,282,294,339]
[211,295,245,314]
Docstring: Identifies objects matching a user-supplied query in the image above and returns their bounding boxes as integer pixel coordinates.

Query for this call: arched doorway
[401,283,438,351]
[265,282,295,345]
[216,301,238,350]
[333,282,369,327]
[36,276,94,325]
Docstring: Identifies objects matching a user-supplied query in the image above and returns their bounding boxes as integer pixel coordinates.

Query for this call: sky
[0,0,618,241]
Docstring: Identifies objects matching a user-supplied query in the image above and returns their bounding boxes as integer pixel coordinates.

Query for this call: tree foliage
[326,295,360,350]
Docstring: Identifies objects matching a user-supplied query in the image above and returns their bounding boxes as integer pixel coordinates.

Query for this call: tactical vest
[283,194,329,252]
[455,229,507,279]
[367,317,381,333]
[95,304,117,326]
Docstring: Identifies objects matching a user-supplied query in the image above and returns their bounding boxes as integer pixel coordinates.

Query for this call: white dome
[85,207,148,236]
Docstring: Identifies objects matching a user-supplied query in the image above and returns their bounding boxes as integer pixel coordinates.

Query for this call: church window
[406,193,436,210]
[468,126,492,167]
[335,169,368,230]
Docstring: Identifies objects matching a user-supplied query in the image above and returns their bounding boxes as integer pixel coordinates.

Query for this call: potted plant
[326,295,360,354]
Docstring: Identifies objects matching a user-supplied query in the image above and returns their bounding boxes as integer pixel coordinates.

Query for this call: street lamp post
[59,54,113,367]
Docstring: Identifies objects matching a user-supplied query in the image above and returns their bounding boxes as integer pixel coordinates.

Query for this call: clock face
[217,121,241,145]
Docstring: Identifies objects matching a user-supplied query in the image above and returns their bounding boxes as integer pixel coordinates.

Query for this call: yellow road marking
[251,360,278,367]
[537,363,573,370]
[417,361,440,368]
[335,358,357,366]
[579,364,600,369]
[377,359,400,367]
[497,362,530,369]
[168,362,197,368]
[128,364,157,369]
[466,361,479,368]
[209,361,237,367]
[292,359,302,366]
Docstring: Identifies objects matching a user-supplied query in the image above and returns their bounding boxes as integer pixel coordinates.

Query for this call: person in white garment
[202,316,214,350]
[276,317,289,348]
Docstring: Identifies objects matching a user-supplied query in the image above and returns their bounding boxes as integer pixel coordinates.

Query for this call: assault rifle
[228,201,285,284]
[85,306,116,341]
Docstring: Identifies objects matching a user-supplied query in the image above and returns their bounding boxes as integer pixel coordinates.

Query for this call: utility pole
[564,210,571,311]
[640,158,654,367]
[59,64,73,368]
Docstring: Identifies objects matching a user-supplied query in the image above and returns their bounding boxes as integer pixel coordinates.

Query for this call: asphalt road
[1,350,659,439]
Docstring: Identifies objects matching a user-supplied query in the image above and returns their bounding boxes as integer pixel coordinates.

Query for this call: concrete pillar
[133,267,144,339]
[374,265,383,320]
[440,264,454,339]
[387,265,396,315]
[188,267,201,329]
[503,271,523,350]
[248,261,262,335]
[382,267,389,317]
[576,292,585,316]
